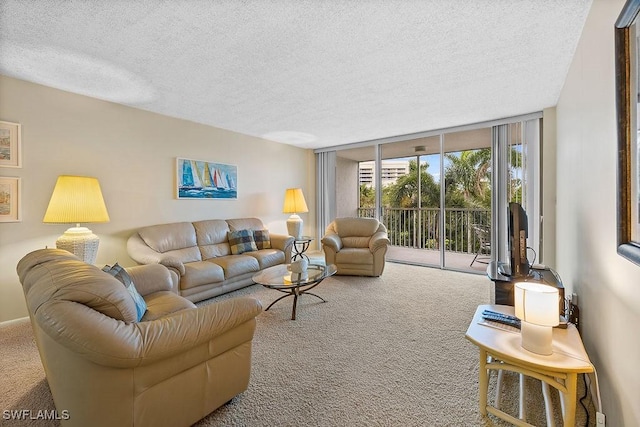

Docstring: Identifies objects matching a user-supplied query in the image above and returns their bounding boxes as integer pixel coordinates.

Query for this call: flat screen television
[506,202,530,277]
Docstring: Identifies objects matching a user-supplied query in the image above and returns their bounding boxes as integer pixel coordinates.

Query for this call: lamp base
[286,214,303,239]
[520,321,553,355]
[56,226,100,264]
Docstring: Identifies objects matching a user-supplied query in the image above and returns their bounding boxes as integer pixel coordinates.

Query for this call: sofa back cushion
[17,249,139,323]
[226,217,265,232]
[139,222,197,252]
[332,217,382,248]
[138,222,202,263]
[193,219,232,259]
[335,217,380,237]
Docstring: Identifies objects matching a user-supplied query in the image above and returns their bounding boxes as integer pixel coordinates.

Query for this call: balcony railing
[358,207,491,254]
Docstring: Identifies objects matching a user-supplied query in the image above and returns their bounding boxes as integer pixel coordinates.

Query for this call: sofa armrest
[321,233,343,252]
[126,264,178,295]
[36,297,263,368]
[369,231,390,253]
[270,233,294,263]
[127,233,186,275]
[270,233,294,251]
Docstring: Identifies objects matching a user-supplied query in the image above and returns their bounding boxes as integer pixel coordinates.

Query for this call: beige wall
[0,75,315,322]
[556,0,640,425]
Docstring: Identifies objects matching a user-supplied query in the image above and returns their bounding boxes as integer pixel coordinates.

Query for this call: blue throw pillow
[102,263,147,322]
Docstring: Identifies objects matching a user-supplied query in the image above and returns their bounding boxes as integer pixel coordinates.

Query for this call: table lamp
[282,188,308,239]
[43,175,110,264]
[514,282,559,355]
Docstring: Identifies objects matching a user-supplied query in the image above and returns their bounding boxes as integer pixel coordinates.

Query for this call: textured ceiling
[0,1,592,149]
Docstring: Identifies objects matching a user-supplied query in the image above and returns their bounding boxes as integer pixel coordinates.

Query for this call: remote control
[482,313,521,329]
[482,310,519,322]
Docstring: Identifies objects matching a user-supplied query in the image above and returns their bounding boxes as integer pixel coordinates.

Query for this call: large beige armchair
[17,249,262,427]
[321,217,390,276]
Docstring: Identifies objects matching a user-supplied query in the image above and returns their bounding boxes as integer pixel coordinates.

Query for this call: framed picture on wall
[176,157,237,200]
[615,0,640,266]
[0,121,22,168]
[0,177,21,222]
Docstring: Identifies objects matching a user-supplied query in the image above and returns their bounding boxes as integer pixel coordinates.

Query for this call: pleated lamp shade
[282,188,308,239]
[43,175,110,264]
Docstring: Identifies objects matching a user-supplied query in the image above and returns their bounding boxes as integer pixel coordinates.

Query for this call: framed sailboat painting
[176,158,237,200]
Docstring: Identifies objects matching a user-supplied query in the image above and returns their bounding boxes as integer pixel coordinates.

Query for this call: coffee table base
[265,287,326,320]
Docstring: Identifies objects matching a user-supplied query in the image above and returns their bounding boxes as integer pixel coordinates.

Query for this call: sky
[391,154,449,183]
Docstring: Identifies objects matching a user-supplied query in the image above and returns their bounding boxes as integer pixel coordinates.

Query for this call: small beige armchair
[321,217,390,276]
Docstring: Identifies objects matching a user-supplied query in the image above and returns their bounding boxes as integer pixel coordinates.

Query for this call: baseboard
[585,372,599,411]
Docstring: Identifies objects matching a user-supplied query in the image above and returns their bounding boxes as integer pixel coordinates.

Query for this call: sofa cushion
[342,236,372,249]
[138,222,198,253]
[253,229,271,250]
[245,249,284,269]
[102,263,147,322]
[335,248,374,265]
[141,291,196,321]
[228,230,258,255]
[209,255,260,279]
[180,261,225,290]
[194,219,232,259]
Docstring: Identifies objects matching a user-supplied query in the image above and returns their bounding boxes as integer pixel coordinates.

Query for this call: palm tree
[386,159,439,208]
[383,159,440,248]
[359,184,375,208]
[444,148,491,208]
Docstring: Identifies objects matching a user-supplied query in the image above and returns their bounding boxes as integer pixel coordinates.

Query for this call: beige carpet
[0,262,593,426]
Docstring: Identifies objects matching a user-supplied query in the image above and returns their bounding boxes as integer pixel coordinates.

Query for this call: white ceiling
[0,0,592,150]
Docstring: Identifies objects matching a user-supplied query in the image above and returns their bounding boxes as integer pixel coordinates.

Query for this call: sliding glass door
[322,115,542,274]
[380,136,441,266]
[442,128,492,271]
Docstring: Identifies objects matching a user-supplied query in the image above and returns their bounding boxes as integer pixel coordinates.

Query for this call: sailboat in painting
[181,160,203,191]
[178,158,237,199]
[213,168,230,190]
[201,163,215,190]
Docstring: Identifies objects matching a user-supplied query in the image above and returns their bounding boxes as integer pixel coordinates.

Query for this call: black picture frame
[615,0,640,265]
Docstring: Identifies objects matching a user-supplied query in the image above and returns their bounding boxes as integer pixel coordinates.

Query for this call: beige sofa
[127,217,294,303]
[322,217,390,276]
[17,248,262,427]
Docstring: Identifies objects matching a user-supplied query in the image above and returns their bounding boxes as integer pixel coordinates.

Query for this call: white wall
[556,0,640,425]
[0,75,315,322]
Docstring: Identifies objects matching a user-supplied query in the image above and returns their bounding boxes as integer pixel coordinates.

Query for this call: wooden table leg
[561,373,578,427]
[495,367,504,409]
[479,348,488,415]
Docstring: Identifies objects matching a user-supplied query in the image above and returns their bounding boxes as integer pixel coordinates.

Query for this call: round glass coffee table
[252,263,337,320]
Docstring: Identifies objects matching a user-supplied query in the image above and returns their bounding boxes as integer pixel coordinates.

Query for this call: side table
[465,304,593,427]
[292,236,314,261]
